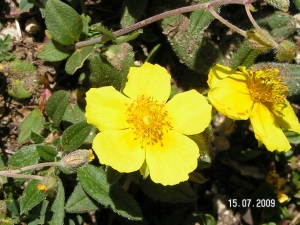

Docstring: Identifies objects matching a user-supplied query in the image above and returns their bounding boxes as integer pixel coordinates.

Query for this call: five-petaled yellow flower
[208,64,300,152]
[85,62,212,185]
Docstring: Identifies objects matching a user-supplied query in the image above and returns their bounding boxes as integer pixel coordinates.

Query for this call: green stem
[75,0,255,48]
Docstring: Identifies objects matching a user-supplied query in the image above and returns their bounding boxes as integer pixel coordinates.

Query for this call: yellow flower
[85,62,212,185]
[207,64,300,152]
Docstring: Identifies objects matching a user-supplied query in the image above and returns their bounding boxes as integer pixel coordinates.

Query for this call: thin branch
[0,162,62,176]
[244,2,278,47]
[207,6,246,37]
[0,172,44,181]
[75,0,255,48]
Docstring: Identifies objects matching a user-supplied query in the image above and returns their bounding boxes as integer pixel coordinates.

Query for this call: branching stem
[0,162,63,180]
[75,0,255,48]
[207,6,246,37]
[244,2,278,47]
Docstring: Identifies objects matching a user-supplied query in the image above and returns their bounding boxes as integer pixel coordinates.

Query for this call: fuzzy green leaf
[20,180,48,214]
[37,40,71,62]
[36,145,58,161]
[61,121,94,152]
[189,0,217,35]
[88,54,123,90]
[45,0,83,45]
[65,46,94,75]
[161,13,220,73]
[12,59,37,73]
[78,165,142,221]
[120,0,147,28]
[140,178,194,203]
[18,108,43,144]
[65,183,99,213]
[8,145,40,171]
[229,41,260,69]
[47,178,65,225]
[8,80,32,99]
[62,103,86,124]
[45,90,69,127]
[30,131,45,144]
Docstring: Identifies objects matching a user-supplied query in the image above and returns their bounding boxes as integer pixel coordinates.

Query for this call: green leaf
[78,165,142,220]
[45,90,69,127]
[65,46,94,75]
[5,200,20,216]
[62,103,86,124]
[7,80,32,99]
[105,43,135,82]
[120,0,147,28]
[18,108,43,144]
[19,0,34,11]
[61,121,94,152]
[89,23,116,41]
[284,129,300,144]
[188,0,217,35]
[140,178,194,203]
[45,0,83,45]
[8,145,40,171]
[161,13,220,73]
[37,40,71,62]
[36,145,58,161]
[12,59,37,73]
[88,54,123,90]
[47,178,65,225]
[20,180,48,214]
[80,14,91,37]
[229,41,260,69]
[65,183,99,213]
[114,30,143,45]
[30,131,45,144]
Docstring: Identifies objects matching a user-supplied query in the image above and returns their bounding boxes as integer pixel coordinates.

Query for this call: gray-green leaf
[78,165,142,221]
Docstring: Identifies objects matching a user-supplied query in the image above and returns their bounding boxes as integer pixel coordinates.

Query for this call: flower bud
[37,176,57,196]
[276,40,296,62]
[61,149,94,169]
[247,29,274,53]
[265,0,289,12]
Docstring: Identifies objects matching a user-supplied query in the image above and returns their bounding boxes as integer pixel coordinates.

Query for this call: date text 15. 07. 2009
[228,199,275,208]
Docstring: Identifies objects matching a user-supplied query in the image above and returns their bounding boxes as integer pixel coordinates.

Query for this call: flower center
[126,95,172,147]
[247,68,288,103]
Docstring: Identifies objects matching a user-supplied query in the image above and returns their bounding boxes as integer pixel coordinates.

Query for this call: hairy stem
[207,6,246,37]
[244,2,278,47]
[0,172,44,181]
[75,0,255,48]
[0,162,63,176]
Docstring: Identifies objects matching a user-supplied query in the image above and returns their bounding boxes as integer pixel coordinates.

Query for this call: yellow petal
[271,100,300,134]
[123,62,171,103]
[166,90,212,135]
[207,64,246,88]
[92,129,145,172]
[146,131,199,186]
[85,87,132,131]
[250,102,291,152]
[208,86,253,120]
